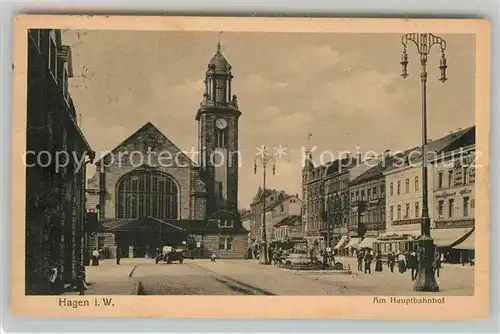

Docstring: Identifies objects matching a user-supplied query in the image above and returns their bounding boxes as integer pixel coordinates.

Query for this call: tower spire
[217,31,223,54]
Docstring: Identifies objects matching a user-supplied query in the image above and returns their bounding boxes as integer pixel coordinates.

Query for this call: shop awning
[345,237,361,249]
[430,227,474,248]
[377,230,421,241]
[358,237,377,249]
[453,230,475,250]
[334,236,349,250]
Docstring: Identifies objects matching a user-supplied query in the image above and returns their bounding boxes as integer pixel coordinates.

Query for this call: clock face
[215,118,228,130]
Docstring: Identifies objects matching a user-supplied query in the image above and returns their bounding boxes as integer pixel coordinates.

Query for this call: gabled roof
[95,122,195,166]
[273,215,301,227]
[382,126,475,175]
[351,147,417,184]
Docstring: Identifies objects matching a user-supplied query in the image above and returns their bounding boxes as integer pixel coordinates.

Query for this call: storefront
[374,231,420,255]
[333,235,349,255]
[452,230,475,264]
[344,237,361,256]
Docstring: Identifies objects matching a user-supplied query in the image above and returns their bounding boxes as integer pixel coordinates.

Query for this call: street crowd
[355,249,443,280]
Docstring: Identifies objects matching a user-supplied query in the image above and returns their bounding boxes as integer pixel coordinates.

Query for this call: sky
[62,30,475,209]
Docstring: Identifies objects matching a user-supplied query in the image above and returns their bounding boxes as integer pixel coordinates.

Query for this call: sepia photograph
[11,15,490,319]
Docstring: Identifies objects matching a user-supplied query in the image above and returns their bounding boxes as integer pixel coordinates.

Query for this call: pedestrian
[211,252,217,263]
[364,250,373,274]
[116,246,121,265]
[322,248,329,270]
[409,251,418,280]
[397,252,406,273]
[91,248,100,266]
[387,251,395,273]
[433,251,441,278]
[356,250,364,272]
[375,251,383,272]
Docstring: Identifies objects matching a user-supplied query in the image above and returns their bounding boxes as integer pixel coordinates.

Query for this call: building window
[463,197,470,216]
[448,170,454,188]
[397,181,401,195]
[218,219,234,228]
[405,203,410,218]
[438,200,444,218]
[415,177,419,191]
[361,190,365,200]
[219,237,233,250]
[48,30,57,82]
[448,199,455,218]
[380,184,385,196]
[116,170,178,219]
[372,187,377,198]
[415,202,419,218]
[397,205,401,220]
[367,189,371,200]
[463,166,469,184]
[216,129,227,147]
[405,179,410,193]
[438,172,443,189]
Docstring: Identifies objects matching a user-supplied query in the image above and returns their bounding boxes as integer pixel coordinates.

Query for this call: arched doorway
[115,169,182,257]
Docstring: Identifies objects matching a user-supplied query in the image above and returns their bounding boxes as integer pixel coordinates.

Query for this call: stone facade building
[247,188,302,249]
[86,42,247,259]
[26,29,94,294]
[376,127,475,255]
[302,151,372,251]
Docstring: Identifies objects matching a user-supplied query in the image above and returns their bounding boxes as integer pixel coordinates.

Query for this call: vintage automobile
[155,246,184,264]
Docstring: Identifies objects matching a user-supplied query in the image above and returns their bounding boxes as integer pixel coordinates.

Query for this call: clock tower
[196,40,241,217]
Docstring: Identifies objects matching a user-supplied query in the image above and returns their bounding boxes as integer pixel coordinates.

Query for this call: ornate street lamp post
[400,33,448,292]
[254,146,276,265]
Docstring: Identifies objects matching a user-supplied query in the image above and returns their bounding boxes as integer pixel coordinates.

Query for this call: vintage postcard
[11,15,490,319]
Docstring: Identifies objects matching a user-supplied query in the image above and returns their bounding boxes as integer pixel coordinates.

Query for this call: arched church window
[116,169,178,220]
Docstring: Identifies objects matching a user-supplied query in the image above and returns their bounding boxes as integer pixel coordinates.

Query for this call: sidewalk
[64,260,139,295]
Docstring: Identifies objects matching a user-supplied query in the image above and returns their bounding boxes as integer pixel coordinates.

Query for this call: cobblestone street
[109,258,476,296]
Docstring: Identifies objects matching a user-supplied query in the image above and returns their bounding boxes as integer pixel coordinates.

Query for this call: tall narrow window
[463,197,470,216]
[438,200,444,218]
[463,166,469,184]
[390,183,393,196]
[448,170,454,187]
[448,199,455,218]
[405,203,410,218]
[415,202,420,218]
[405,179,410,193]
[397,181,401,195]
[397,205,401,220]
[438,172,443,189]
[216,129,227,147]
[414,176,419,191]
